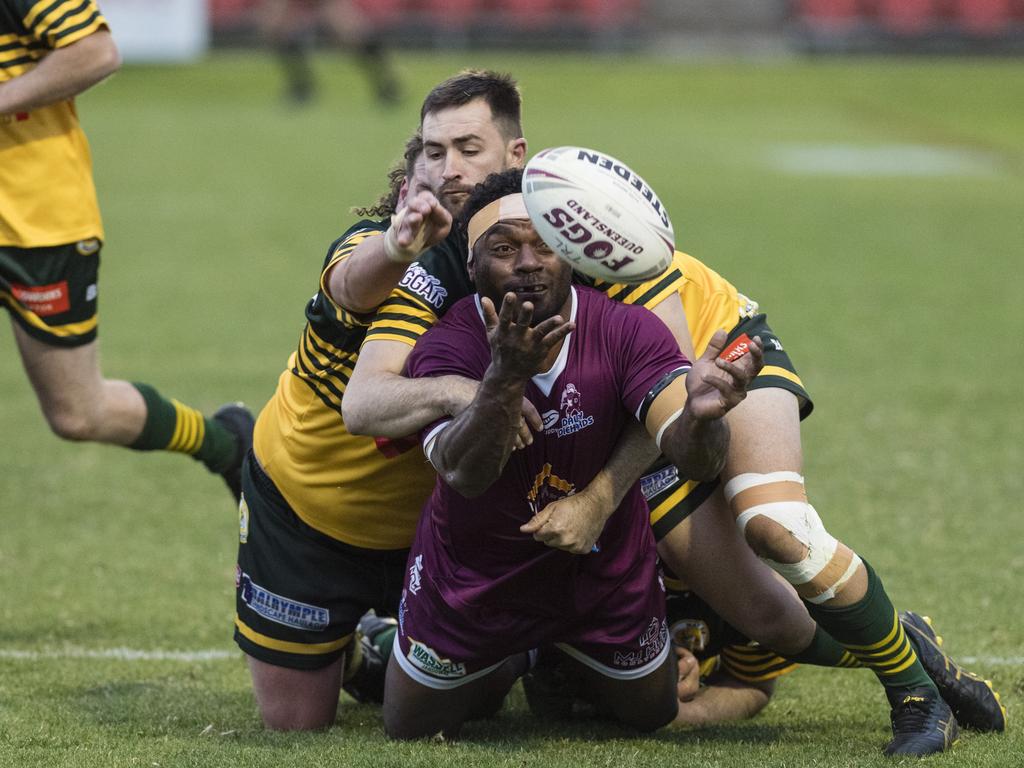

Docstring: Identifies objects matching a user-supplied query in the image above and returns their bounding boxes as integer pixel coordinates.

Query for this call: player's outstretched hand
[481,293,574,381]
[520,488,610,555]
[385,190,451,263]
[684,330,764,421]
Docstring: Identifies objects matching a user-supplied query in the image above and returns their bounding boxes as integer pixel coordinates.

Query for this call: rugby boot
[342,613,397,704]
[212,403,255,503]
[900,611,1007,732]
[884,686,958,756]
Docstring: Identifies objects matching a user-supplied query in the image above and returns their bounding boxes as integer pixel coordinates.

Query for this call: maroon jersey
[406,286,691,620]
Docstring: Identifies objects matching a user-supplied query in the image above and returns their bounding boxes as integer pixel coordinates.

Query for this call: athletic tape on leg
[724,472,861,604]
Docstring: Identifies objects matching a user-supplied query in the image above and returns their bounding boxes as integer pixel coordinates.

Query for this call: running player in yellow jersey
[0,0,251,498]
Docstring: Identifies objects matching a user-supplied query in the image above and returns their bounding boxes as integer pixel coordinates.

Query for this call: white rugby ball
[522,146,675,284]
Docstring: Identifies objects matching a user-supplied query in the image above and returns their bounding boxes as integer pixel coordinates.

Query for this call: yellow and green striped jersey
[252,221,438,550]
[1,0,107,247]
[365,240,687,349]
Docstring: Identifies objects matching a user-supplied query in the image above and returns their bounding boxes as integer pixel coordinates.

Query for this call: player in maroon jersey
[381,169,763,739]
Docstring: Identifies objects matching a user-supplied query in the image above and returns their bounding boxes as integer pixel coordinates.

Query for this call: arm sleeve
[317,221,388,328]
[18,0,107,49]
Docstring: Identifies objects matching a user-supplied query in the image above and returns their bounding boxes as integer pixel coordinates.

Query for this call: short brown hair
[351,133,424,218]
[420,69,522,140]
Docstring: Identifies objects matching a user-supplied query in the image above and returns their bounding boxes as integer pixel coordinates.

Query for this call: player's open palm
[482,293,574,380]
[685,330,764,420]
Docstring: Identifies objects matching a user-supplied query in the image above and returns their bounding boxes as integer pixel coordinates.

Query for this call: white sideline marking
[0,647,235,662]
[767,144,1000,177]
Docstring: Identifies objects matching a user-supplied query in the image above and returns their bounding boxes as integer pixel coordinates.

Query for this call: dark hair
[457,168,524,261]
[420,69,522,140]
[351,133,424,218]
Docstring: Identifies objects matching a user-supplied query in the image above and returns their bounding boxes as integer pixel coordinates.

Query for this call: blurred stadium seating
[208,0,1024,52]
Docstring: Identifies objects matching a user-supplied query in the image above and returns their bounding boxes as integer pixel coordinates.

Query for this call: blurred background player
[260,0,400,105]
[0,0,251,500]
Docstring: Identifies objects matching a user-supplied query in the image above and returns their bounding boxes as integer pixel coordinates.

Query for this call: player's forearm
[590,420,660,510]
[673,677,773,727]
[0,31,120,115]
[325,234,410,315]
[344,369,471,438]
[659,409,729,482]
[431,368,526,498]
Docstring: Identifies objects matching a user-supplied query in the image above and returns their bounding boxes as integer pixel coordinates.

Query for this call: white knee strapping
[724,472,861,604]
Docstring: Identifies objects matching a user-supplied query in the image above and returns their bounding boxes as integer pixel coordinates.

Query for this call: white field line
[0,648,1022,666]
[0,647,235,662]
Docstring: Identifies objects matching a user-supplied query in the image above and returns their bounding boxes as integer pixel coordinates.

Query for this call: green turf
[1,51,1022,767]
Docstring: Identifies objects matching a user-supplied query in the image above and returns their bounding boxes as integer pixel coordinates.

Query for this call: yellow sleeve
[21,0,107,49]
[318,228,386,329]
[720,644,798,683]
[588,250,686,309]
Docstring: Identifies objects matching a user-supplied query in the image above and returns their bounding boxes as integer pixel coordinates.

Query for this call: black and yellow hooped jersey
[252,220,438,550]
[365,240,686,349]
[1,0,107,247]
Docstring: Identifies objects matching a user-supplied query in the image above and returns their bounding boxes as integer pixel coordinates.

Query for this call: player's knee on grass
[248,654,343,731]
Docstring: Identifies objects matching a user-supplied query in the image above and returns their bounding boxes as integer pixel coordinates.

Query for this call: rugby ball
[522,146,675,284]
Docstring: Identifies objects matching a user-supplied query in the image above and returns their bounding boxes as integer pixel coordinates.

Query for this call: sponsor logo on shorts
[408,554,424,595]
[640,465,679,501]
[399,262,447,309]
[398,592,408,635]
[613,618,669,669]
[670,618,710,653]
[719,333,753,363]
[85,283,97,302]
[76,239,101,256]
[238,571,329,631]
[238,495,249,543]
[9,281,70,317]
[407,638,466,679]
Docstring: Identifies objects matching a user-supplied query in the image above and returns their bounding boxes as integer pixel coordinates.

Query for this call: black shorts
[644,313,813,542]
[234,451,410,670]
[0,240,101,347]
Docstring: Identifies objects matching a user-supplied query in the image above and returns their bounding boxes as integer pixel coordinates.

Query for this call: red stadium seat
[796,0,862,29]
[877,0,937,34]
[574,0,641,28]
[420,0,481,27]
[956,0,1012,34]
[496,0,558,28]
[353,0,404,24]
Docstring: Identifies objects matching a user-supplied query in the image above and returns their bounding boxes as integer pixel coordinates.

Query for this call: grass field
[1,51,1023,767]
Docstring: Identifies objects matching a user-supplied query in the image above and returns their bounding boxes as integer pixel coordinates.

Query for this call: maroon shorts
[393,549,670,690]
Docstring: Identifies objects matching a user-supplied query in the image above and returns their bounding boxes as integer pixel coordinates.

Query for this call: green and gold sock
[807,560,935,692]
[786,624,862,669]
[129,383,237,472]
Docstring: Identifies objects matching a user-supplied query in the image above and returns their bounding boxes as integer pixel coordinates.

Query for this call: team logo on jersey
[399,262,447,309]
[526,463,576,516]
[545,383,594,438]
[640,465,679,501]
[408,554,424,595]
[670,619,710,653]
[613,618,669,668]
[407,638,466,679]
[237,572,330,631]
[238,495,249,543]
[76,239,101,256]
